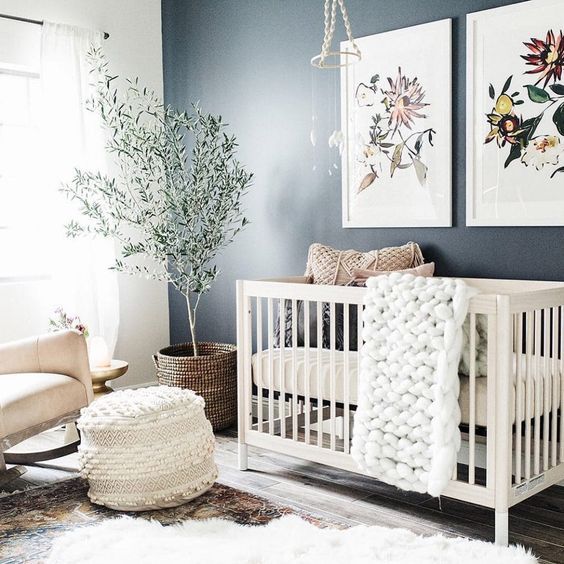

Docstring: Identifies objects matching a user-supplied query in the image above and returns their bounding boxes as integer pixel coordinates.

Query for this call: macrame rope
[332,251,343,285]
[313,0,361,68]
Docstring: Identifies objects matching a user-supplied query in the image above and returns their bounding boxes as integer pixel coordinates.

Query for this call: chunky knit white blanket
[351,273,475,497]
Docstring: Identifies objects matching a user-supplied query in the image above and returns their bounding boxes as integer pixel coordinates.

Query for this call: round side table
[90,360,129,398]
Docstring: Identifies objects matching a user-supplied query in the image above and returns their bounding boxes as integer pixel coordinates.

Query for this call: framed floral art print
[340,19,452,228]
[467,0,564,226]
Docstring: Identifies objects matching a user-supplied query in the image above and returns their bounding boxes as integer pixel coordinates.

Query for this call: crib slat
[343,303,351,454]
[525,312,533,480]
[543,309,550,472]
[291,299,298,442]
[267,298,275,435]
[551,307,558,467]
[279,299,286,439]
[356,303,363,453]
[534,310,541,476]
[560,307,564,464]
[515,313,523,484]
[469,313,477,485]
[304,300,311,445]
[317,301,323,448]
[486,312,497,490]
[357,303,363,355]
[329,302,336,451]
[357,303,363,391]
[256,298,263,433]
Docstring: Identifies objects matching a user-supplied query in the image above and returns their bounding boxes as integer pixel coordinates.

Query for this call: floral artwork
[467,1,564,226]
[484,30,564,178]
[355,68,434,192]
[341,20,452,228]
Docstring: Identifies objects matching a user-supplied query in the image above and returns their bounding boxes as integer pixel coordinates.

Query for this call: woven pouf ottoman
[77,386,218,511]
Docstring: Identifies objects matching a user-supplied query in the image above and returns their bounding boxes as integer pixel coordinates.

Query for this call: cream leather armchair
[0,330,93,482]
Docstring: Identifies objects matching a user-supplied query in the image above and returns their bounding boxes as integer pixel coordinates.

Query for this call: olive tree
[63,48,253,355]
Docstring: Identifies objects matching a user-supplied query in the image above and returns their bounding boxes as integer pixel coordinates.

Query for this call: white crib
[236,276,564,545]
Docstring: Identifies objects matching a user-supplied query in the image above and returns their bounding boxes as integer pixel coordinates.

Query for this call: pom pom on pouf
[77,386,217,511]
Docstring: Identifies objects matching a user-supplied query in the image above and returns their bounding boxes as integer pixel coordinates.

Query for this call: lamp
[89,336,112,368]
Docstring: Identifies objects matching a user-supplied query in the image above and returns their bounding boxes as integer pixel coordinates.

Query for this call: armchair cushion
[0,330,93,445]
[0,373,88,439]
[0,331,93,403]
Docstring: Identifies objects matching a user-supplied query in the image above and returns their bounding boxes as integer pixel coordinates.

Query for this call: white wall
[0,0,168,388]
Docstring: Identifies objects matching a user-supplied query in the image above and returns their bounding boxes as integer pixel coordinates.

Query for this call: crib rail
[506,304,564,505]
[237,277,564,513]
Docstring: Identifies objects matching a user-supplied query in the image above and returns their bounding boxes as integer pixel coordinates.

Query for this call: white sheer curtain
[41,22,119,355]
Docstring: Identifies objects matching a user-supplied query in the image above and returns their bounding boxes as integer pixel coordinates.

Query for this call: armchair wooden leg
[63,422,79,443]
[0,452,27,487]
[3,421,81,466]
[3,440,80,465]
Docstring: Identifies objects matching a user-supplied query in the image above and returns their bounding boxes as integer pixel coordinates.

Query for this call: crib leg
[494,511,509,546]
[238,443,248,471]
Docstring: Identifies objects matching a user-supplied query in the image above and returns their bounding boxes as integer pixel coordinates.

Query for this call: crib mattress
[251,348,553,428]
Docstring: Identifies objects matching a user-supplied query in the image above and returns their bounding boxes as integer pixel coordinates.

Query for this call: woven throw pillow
[305,242,424,286]
[351,262,435,285]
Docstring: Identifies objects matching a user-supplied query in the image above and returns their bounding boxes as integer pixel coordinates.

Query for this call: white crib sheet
[251,349,554,428]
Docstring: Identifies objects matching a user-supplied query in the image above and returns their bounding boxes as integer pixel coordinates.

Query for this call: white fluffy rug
[48,515,537,564]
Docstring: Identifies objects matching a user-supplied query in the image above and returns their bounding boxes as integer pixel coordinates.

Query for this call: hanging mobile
[311,0,361,69]
[310,0,361,175]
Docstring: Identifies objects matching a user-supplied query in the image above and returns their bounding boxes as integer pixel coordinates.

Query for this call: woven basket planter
[153,342,237,431]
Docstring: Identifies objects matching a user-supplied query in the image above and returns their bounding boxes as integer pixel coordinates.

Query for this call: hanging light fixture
[311,0,361,69]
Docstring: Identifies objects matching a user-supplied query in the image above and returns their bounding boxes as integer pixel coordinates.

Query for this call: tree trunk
[186,295,199,356]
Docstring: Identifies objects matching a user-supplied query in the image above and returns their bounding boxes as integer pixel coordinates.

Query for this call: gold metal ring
[310,50,361,69]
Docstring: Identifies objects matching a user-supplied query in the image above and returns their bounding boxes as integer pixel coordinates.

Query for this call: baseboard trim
[112,380,158,391]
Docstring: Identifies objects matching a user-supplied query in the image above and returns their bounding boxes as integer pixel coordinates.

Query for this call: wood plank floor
[2,428,563,562]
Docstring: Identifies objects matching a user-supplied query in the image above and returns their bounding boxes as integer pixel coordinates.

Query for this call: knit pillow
[305,242,424,286]
[351,262,435,285]
[275,242,425,352]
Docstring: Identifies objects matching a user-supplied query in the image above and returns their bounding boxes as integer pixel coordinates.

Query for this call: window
[0,20,52,282]
[0,67,55,279]
[0,22,50,281]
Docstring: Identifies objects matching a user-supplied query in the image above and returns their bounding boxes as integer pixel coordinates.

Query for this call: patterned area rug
[0,477,333,563]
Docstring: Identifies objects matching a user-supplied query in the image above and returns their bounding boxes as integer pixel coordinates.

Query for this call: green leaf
[390,143,404,177]
[552,102,564,135]
[489,84,495,100]
[411,156,428,186]
[414,133,424,154]
[525,84,551,103]
[519,115,543,143]
[358,172,376,193]
[502,75,513,94]
[370,74,379,84]
[549,84,564,95]
[504,143,522,168]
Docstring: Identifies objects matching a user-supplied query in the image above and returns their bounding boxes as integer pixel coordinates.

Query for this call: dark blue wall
[162,0,563,345]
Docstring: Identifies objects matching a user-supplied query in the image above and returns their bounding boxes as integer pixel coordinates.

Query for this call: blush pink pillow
[351,262,435,285]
